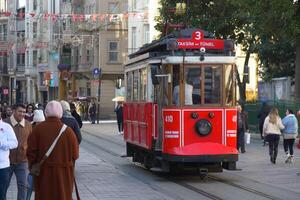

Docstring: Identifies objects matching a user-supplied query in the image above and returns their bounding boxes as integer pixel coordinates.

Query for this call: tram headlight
[195,119,212,136]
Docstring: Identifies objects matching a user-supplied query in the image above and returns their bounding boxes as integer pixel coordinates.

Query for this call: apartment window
[33,0,37,10]
[144,0,149,9]
[86,49,91,63]
[33,22,37,39]
[33,50,38,66]
[0,24,7,41]
[131,27,137,53]
[17,53,25,65]
[108,2,119,14]
[132,0,137,11]
[108,41,119,62]
[144,24,150,44]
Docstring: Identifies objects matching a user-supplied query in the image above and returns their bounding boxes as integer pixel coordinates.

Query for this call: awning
[57,63,71,70]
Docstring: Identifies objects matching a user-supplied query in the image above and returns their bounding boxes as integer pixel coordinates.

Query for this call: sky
[19,0,25,7]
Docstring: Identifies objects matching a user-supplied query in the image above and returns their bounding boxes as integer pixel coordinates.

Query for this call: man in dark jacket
[69,103,82,128]
[257,102,270,145]
[60,101,82,144]
[237,105,249,153]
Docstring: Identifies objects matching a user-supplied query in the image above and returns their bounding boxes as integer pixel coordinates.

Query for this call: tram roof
[128,28,235,59]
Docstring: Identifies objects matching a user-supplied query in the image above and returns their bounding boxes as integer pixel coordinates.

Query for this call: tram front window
[204,66,221,104]
[185,67,201,105]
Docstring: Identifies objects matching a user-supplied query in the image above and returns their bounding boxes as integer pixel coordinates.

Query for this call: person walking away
[27,101,79,200]
[25,104,34,122]
[282,109,298,163]
[70,102,82,128]
[114,101,124,135]
[60,101,82,144]
[26,109,45,200]
[236,105,249,153]
[0,113,18,200]
[88,100,97,124]
[258,102,271,146]
[3,104,32,200]
[263,108,284,164]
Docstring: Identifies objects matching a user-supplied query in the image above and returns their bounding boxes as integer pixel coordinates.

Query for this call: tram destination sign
[176,30,224,50]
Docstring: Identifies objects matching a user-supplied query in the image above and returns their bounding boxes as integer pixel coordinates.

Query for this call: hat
[45,101,63,118]
[60,100,70,112]
[32,110,45,123]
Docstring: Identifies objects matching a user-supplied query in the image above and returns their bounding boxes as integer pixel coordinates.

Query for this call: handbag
[30,125,67,176]
[245,131,251,144]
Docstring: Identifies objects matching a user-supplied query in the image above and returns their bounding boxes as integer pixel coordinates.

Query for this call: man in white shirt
[173,83,193,106]
[0,113,18,200]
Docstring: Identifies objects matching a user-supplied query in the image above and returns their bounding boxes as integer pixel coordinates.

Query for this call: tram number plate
[165,115,173,123]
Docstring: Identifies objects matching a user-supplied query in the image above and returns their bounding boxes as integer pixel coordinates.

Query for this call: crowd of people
[0,100,83,200]
[238,102,299,165]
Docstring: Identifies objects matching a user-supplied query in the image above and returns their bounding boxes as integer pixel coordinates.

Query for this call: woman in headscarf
[27,101,79,200]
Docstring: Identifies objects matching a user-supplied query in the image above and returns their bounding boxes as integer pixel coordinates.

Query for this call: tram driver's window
[225,65,234,106]
[204,66,221,104]
[185,67,201,105]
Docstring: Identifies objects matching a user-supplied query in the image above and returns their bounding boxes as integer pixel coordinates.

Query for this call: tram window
[133,70,139,101]
[139,68,147,101]
[225,65,234,106]
[185,67,201,105]
[172,65,181,105]
[204,66,221,104]
[126,72,133,101]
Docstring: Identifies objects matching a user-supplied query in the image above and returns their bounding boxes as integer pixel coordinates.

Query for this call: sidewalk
[6,143,173,200]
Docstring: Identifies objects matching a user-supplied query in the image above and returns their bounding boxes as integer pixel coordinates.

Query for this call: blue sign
[93,68,101,75]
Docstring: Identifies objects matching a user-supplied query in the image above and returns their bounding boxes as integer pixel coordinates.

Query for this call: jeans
[0,167,10,200]
[283,138,295,155]
[266,134,280,161]
[26,174,34,200]
[117,120,123,132]
[8,163,29,200]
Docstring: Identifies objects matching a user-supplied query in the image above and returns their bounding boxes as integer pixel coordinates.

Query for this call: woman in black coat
[114,101,123,135]
[257,102,270,145]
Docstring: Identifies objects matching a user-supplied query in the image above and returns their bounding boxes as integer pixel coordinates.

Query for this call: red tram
[123,29,238,173]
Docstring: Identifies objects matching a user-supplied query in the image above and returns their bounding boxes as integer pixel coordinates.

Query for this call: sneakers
[285,153,291,163]
[285,154,294,163]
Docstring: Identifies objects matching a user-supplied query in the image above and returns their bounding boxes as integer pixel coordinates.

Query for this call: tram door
[153,64,179,151]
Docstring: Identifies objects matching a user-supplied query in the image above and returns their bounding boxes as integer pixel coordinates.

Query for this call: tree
[155,0,300,103]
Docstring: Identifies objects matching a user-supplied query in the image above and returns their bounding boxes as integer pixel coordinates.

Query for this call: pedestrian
[27,100,79,200]
[70,102,83,128]
[236,105,248,153]
[31,109,45,128]
[282,109,298,163]
[114,101,124,135]
[25,104,34,122]
[0,112,18,200]
[1,106,13,120]
[263,108,284,164]
[60,100,82,144]
[88,100,96,124]
[3,103,32,200]
[257,102,271,146]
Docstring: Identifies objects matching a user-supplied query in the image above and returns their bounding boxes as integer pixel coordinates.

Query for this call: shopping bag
[245,132,251,144]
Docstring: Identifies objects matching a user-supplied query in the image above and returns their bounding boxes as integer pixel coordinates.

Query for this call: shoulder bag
[30,125,67,176]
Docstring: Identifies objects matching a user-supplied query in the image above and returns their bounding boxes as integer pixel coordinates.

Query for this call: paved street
[7,122,300,199]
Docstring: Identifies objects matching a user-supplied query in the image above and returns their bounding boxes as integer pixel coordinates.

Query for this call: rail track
[82,130,281,200]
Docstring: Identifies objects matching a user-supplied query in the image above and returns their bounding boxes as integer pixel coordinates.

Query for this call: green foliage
[155,0,300,81]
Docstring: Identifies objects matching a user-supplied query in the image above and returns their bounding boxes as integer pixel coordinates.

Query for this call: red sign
[162,109,181,153]
[3,89,9,95]
[177,30,225,50]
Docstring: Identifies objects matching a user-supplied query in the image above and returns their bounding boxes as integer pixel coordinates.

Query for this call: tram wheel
[198,168,208,180]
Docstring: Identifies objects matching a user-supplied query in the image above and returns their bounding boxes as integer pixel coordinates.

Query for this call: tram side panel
[124,102,153,150]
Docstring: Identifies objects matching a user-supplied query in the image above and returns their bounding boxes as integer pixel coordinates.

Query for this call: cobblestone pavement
[7,122,300,199]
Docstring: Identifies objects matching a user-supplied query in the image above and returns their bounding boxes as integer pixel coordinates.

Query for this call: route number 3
[165,115,173,123]
[193,31,202,41]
